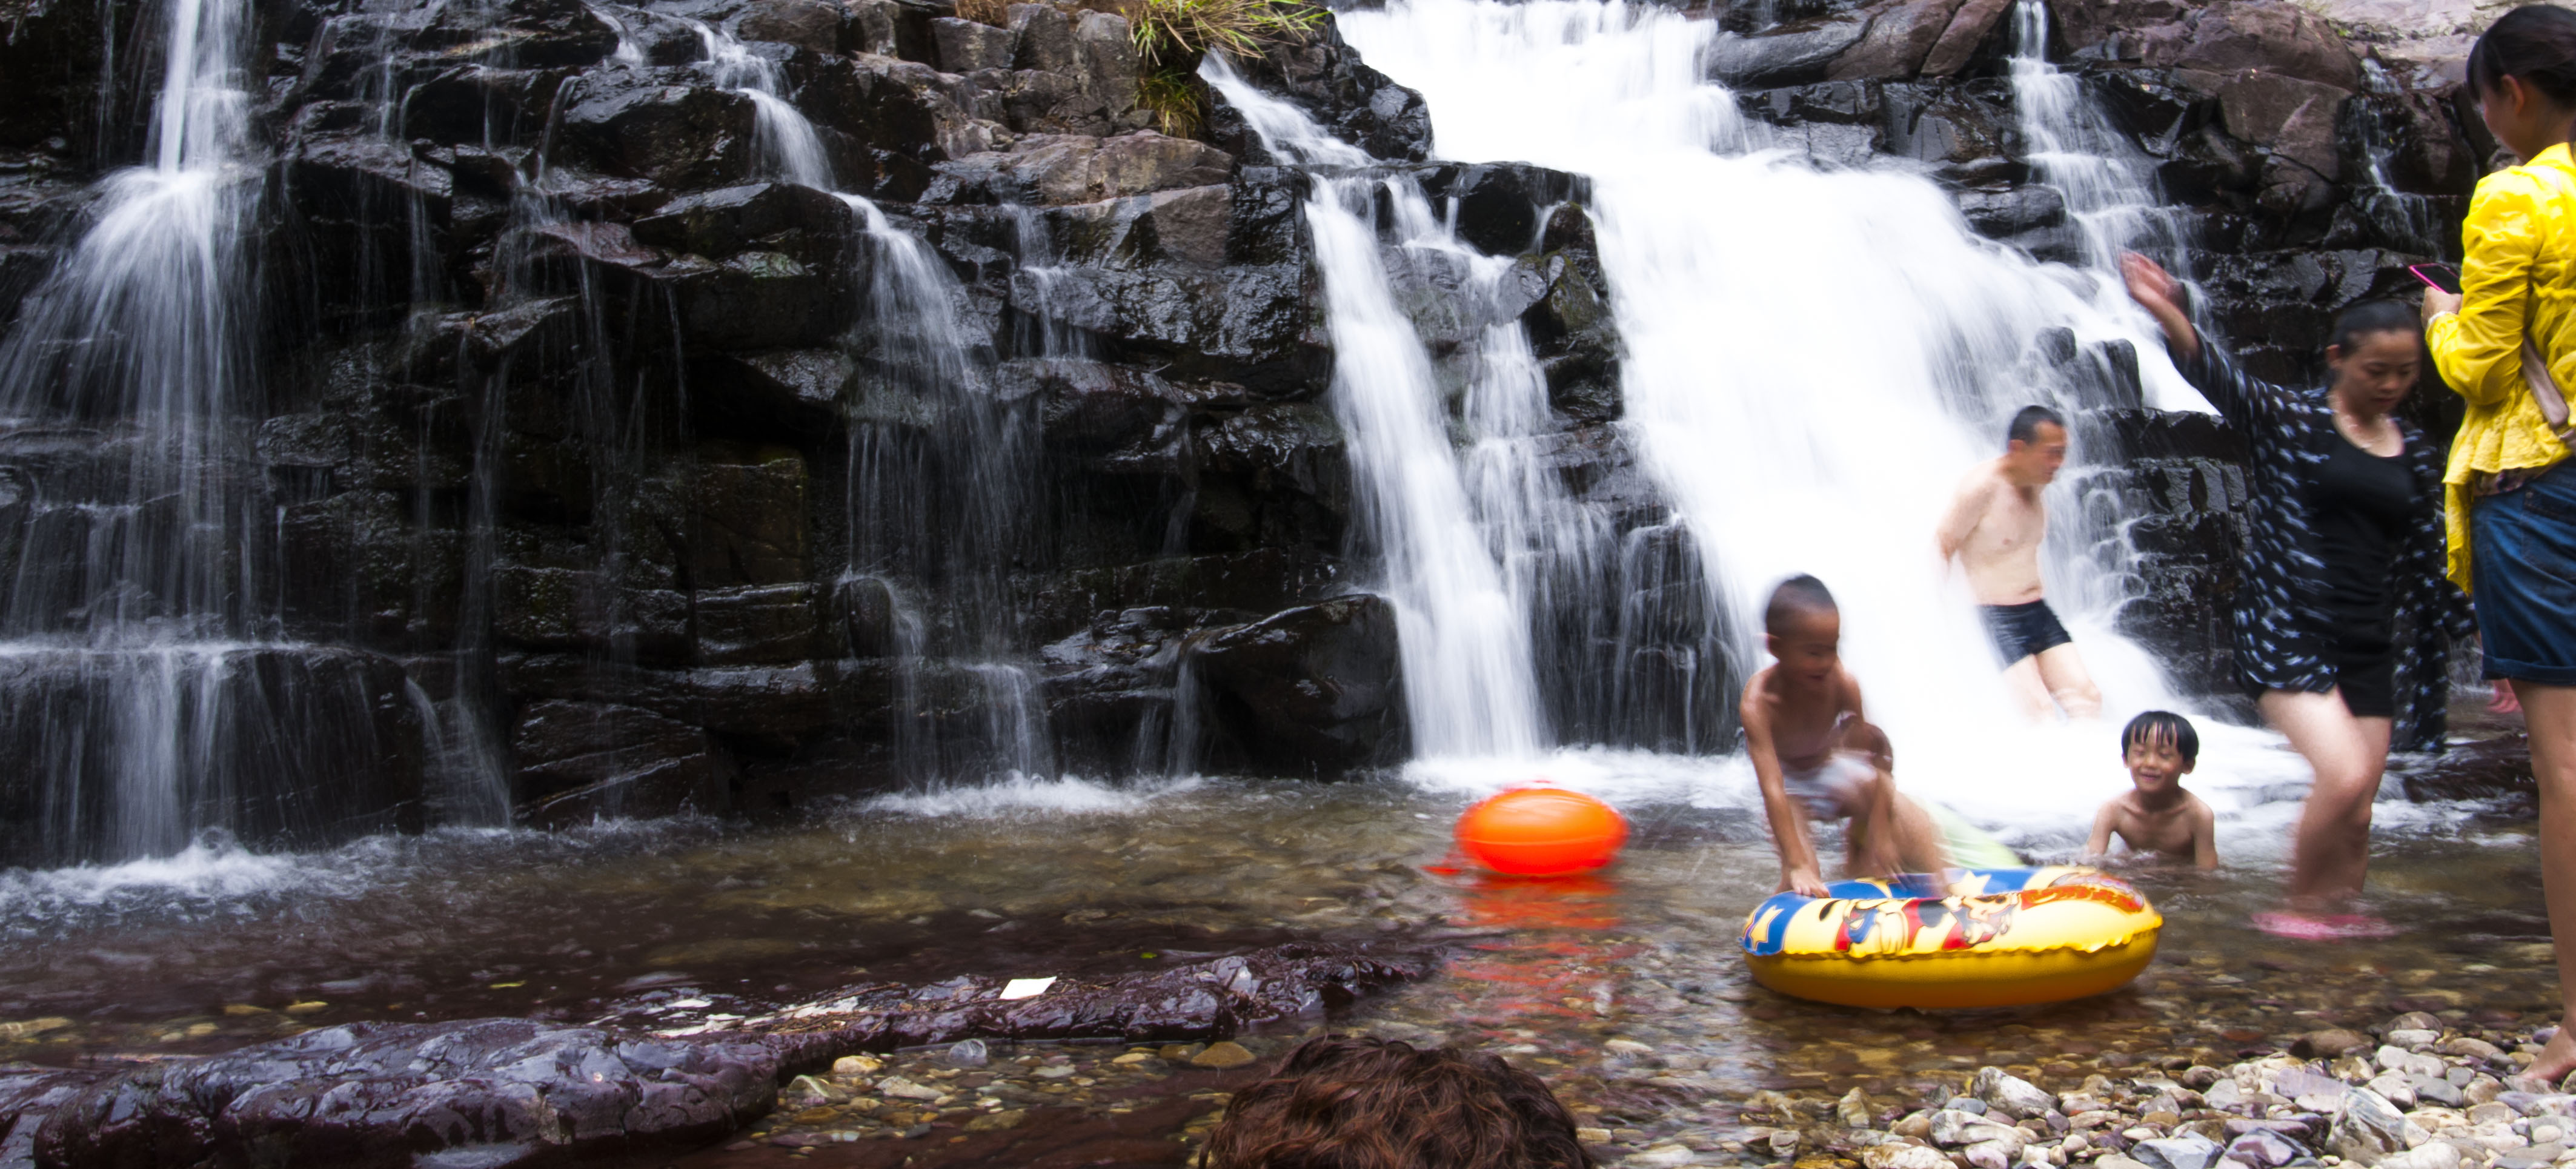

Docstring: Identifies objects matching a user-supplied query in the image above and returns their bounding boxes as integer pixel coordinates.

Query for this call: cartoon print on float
[1742,867,2160,1009]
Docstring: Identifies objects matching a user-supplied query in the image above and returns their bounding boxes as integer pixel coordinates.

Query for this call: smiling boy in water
[2086,710,2217,869]
[1742,575,1962,896]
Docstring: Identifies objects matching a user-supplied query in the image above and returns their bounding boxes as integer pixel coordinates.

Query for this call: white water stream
[1303,0,2334,849]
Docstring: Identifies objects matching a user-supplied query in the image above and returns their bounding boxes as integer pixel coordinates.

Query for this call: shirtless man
[1937,405,2103,721]
[1742,574,1958,897]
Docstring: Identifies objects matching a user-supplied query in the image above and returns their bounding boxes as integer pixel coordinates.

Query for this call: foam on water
[857,774,1207,819]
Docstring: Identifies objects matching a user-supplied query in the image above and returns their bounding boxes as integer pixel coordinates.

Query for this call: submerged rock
[32,1019,778,1169]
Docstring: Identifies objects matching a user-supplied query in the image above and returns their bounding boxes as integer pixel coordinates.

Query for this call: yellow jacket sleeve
[2430,168,2545,407]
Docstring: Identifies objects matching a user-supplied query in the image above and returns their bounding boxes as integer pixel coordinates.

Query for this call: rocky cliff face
[0,0,2478,859]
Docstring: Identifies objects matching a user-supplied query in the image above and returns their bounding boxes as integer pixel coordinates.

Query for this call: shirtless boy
[2086,710,2217,869]
[1937,405,2103,721]
[1742,575,1954,897]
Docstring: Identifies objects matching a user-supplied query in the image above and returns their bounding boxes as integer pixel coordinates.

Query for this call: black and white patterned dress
[2173,344,2469,750]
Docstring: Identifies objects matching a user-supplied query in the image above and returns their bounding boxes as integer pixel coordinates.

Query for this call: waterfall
[682,17,838,188]
[1304,177,1552,759]
[842,194,1053,782]
[0,0,285,861]
[2006,0,2186,271]
[1330,0,2277,825]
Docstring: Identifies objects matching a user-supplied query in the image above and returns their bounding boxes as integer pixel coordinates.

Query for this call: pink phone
[2409,263,2461,295]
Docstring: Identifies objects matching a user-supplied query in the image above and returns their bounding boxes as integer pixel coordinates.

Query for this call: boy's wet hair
[2007,405,2065,446]
[2121,710,2199,766]
[1764,574,1837,634]
[1201,1035,1596,1169]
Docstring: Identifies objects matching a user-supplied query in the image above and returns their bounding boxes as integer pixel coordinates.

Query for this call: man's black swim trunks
[1980,599,2073,665]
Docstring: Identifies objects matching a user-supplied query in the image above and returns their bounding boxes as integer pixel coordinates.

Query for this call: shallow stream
[0,706,2551,1166]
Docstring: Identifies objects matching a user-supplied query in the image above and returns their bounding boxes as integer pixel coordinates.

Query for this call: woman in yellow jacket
[2422,4,2576,1084]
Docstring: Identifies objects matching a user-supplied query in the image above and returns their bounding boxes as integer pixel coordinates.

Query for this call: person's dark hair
[2007,405,2066,447]
[2468,4,2576,106]
[1764,573,1837,634]
[2120,710,2200,766]
[1199,1036,1597,1169]
[2327,299,2422,354]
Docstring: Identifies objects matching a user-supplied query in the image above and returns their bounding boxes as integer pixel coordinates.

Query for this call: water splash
[1331,0,2319,835]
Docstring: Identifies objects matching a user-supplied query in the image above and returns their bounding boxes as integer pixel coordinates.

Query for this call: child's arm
[2189,796,2218,870]
[2085,801,2118,859]
[1742,686,1829,897]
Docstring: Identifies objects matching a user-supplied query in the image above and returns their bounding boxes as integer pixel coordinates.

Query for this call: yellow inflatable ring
[1740,866,2161,1009]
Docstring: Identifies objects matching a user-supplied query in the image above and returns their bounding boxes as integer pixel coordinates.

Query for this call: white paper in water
[998,977,1056,1000]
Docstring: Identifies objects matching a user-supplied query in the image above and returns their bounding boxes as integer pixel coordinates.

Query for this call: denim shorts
[2471,457,2576,686]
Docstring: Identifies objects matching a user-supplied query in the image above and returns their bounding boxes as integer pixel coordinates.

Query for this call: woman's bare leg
[2259,689,2392,906]
[2518,681,2576,1083]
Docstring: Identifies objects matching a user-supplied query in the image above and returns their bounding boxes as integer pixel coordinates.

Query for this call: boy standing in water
[2087,710,2218,868]
[1937,405,2105,721]
[1742,575,2007,896]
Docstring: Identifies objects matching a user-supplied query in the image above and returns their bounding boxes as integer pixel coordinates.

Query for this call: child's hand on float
[1780,866,1830,898]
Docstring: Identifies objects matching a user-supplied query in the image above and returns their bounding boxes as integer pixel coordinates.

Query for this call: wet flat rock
[30,1018,778,1169]
[761,944,1427,1061]
[9,944,1419,1168]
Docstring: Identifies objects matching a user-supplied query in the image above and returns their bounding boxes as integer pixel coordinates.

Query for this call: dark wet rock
[1708,15,1873,88]
[1834,0,1968,81]
[2399,734,2535,806]
[1416,163,1587,256]
[29,1019,776,1169]
[632,182,858,260]
[757,943,1426,1059]
[0,1067,101,1169]
[1223,21,1432,162]
[512,698,734,824]
[1185,595,1406,776]
[557,71,757,188]
[934,132,1235,205]
[933,16,1018,73]
[737,0,852,56]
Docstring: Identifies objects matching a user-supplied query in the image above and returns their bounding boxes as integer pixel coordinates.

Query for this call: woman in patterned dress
[2122,254,2465,938]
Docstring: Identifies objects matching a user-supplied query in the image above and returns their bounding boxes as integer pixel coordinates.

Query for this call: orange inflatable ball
[1455,788,1630,876]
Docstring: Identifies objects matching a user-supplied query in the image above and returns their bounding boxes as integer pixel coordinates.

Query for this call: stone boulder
[1223,21,1433,162]
[557,71,757,189]
[2134,1,2364,90]
[936,132,1235,205]
[1824,0,2014,80]
[30,1019,777,1169]
[1186,595,1406,775]
[1708,14,1874,88]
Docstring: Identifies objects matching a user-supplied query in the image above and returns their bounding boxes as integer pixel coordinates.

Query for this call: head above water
[2323,299,2422,420]
[1764,574,1842,682]
[2469,5,2576,161]
[2003,405,2068,486]
[1201,1036,1596,1169]
[2112,705,2194,772]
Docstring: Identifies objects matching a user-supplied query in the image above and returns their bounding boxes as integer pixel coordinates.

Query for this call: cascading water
[0,0,399,863]
[843,194,1057,781]
[1322,0,2309,833]
[2006,0,2186,272]
[1304,177,1553,759]
[682,17,836,189]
